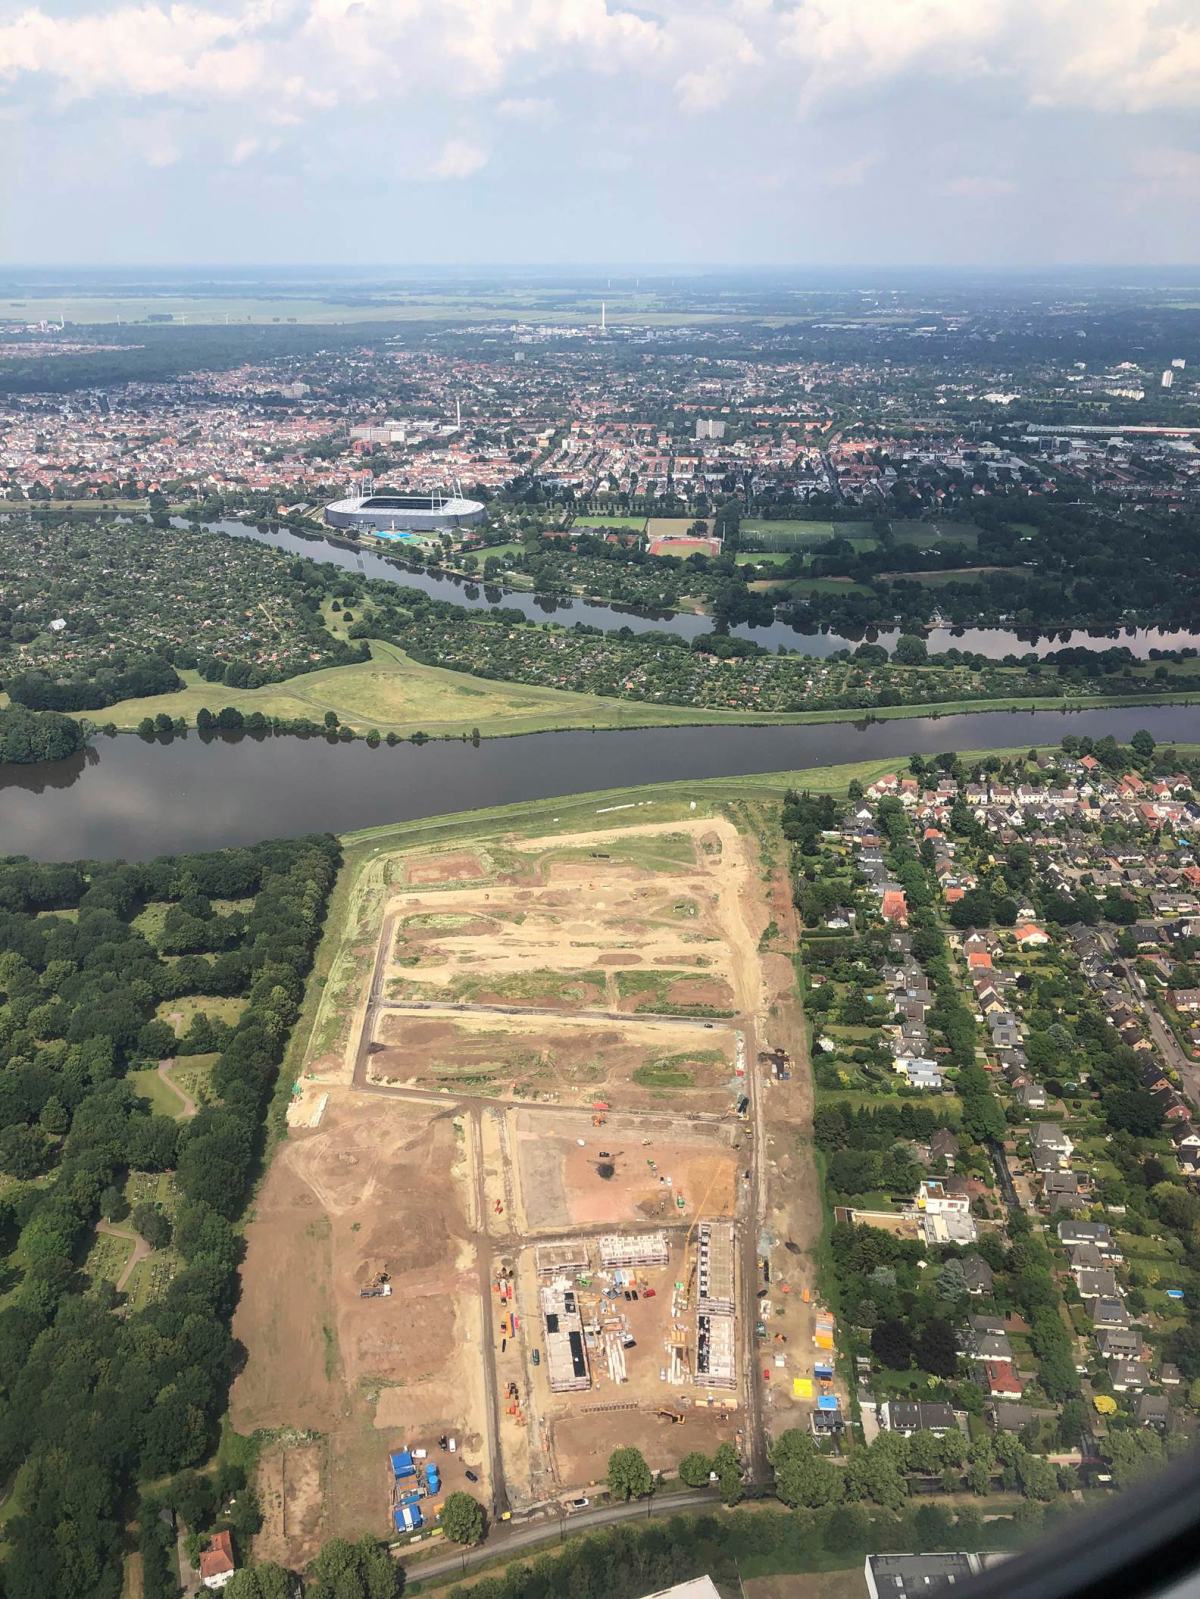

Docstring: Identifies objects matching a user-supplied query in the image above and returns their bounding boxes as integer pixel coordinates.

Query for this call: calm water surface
[199,519,1200,660]
[5,704,1200,862]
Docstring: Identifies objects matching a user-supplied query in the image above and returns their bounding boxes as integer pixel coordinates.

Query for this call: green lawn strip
[127,1066,188,1119]
[340,747,1200,856]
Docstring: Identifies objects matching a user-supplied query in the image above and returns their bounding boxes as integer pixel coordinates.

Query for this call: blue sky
[1,0,1198,266]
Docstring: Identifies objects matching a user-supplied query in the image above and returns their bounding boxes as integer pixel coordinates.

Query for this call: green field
[474,542,526,560]
[735,550,794,567]
[570,514,647,530]
[127,1066,189,1118]
[739,521,835,550]
[890,522,979,547]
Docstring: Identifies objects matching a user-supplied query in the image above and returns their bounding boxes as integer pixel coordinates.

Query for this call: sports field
[571,514,647,531]
[739,520,835,550]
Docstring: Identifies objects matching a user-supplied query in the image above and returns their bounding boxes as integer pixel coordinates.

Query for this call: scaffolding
[598,1232,669,1269]
[695,1311,737,1390]
[696,1221,736,1316]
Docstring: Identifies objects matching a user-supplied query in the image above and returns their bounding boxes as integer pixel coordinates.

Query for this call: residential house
[983,1362,1024,1398]
[961,1256,994,1296]
[878,1400,956,1436]
[1135,1394,1170,1429]
[917,1178,971,1214]
[200,1531,236,1591]
[1057,1220,1114,1252]
[1096,1328,1142,1360]
[1089,1297,1132,1330]
[1109,1360,1146,1393]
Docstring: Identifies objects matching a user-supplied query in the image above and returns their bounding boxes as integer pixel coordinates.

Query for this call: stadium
[324,488,486,537]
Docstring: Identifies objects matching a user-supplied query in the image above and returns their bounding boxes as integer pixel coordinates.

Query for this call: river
[5,703,1199,862]
[200,518,1200,661]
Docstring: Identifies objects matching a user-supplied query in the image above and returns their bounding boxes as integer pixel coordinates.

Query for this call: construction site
[248,805,840,1554]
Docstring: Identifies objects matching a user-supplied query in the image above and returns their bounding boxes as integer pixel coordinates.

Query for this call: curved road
[401,1488,721,1581]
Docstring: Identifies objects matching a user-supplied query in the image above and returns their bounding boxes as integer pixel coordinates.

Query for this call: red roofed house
[968,951,993,970]
[881,890,908,927]
[1079,755,1100,772]
[945,887,965,904]
[1014,924,1050,947]
[983,1361,1024,1398]
[200,1531,236,1590]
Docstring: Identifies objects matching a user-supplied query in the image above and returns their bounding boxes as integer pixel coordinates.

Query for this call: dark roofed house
[961,1256,994,1296]
[879,1399,956,1436]
[1135,1393,1170,1429]
[992,1402,1042,1432]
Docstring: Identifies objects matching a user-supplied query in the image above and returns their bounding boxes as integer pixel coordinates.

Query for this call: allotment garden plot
[365,824,754,1113]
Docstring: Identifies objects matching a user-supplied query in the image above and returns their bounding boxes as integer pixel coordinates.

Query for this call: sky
[0,0,1198,267]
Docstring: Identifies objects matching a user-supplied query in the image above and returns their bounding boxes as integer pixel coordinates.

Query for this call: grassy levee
[65,635,1200,739]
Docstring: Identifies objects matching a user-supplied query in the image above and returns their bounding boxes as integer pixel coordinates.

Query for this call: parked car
[623,1290,632,1301]
[570,1498,590,1510]
[465,1469,479,1483]
[532,1349,540,1366]
[631,1291,639,1301]
[643,1288,656,1299]
[659,1367,667,1381]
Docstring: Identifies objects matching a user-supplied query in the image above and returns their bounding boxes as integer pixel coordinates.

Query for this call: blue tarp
[817,1395,840,1410]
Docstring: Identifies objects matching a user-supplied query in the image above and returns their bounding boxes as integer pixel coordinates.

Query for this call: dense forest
[0,703,88,764]
[0,833,340,1598]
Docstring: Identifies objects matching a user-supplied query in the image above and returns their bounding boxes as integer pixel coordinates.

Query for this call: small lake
[5,703,1200,863]
[196,518,1200,661]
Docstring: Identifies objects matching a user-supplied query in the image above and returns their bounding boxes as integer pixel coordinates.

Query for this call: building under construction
[539,1282,591,1393]
[694,1221,737,1391]
[696,1221,736,1316]
[598,1232,669,1269]
[535,1241,590,1277]
[696,1311,736,1390]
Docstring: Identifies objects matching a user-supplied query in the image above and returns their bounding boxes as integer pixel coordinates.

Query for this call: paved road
[987,1140,1020,1212]
[400,1488,721,1580]
[1096,928,1200,1111]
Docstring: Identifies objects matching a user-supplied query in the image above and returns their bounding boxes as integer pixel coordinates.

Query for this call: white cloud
[497,95,555,119]
[230,134,259,163]
[0,0,1195,121]
[430,136,488,179]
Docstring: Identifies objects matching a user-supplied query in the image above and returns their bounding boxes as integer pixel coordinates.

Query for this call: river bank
[5,703,1199,863]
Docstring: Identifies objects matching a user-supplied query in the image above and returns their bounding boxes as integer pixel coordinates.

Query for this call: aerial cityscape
[1,0,1200,1596]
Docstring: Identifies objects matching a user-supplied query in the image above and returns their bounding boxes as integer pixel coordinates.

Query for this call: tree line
[0,833,341,1599]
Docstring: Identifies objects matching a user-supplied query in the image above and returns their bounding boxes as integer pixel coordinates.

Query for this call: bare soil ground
[370,1010,738,1112]
[231,1092,487,1550]
[255,1440,325,1572]
[513,1111,738,1232]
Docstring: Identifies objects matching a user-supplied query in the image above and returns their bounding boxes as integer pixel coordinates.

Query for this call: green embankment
[44,636,1200,740]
